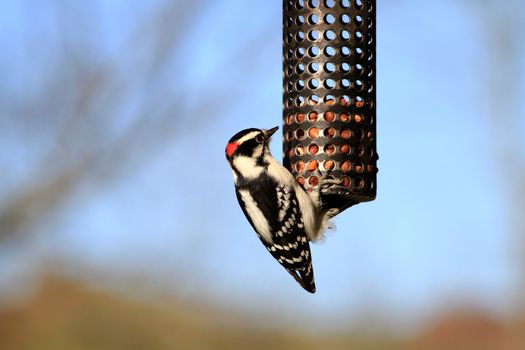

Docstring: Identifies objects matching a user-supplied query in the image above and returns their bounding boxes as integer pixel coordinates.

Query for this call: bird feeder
[283,0,377,214]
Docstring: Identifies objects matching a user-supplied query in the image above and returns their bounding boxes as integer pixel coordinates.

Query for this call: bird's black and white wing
[235,175,315,293]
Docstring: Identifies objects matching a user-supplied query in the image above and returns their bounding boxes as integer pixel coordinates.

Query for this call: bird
[225,126,336,293]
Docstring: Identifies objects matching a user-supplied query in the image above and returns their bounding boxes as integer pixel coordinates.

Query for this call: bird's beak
[265,126,279,140]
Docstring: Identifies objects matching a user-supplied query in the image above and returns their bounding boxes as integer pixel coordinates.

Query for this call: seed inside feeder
[340,144,350,154]
[308,111,318,122]
[296,176,305,185]
[324,111,335,122]
[341,176,350,187]
[354,114,363,123]
[324,160,335,170]
[308,127,319,138]
[340,113,350,122]
[341,128,351,139]
[340,160,351,172]
[296,161,305,172]
[307,160,319,172]
[308,143,319,154]
[296,113,305,123]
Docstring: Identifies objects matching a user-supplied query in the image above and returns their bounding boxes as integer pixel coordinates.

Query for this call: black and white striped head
[225,126,278,162]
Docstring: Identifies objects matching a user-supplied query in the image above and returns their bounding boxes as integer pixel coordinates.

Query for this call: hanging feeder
[283,0,377,214]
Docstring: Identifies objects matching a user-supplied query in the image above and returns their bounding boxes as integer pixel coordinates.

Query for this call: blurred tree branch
[0,0,274,241]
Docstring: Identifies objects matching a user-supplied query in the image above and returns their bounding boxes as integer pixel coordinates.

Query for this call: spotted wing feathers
[235,179,315,293]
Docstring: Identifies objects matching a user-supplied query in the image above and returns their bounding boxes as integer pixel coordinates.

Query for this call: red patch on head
[226,142,239,158]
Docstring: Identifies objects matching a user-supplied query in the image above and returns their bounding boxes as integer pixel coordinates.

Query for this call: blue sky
[0,0,524,330]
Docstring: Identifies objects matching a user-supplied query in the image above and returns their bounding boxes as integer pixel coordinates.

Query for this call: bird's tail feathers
[287,266,316,294]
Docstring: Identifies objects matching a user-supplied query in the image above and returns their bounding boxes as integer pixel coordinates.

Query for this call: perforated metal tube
[283,0,377,214]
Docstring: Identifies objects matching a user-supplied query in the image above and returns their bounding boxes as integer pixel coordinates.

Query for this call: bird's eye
[255,134,264,143]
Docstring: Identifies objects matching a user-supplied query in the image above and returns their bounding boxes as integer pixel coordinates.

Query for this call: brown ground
[0,277,523,350]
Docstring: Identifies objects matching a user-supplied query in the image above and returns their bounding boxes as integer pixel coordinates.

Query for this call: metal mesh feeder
[283,0,378,214]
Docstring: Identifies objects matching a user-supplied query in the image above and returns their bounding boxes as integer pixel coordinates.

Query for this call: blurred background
[0,0,524,349]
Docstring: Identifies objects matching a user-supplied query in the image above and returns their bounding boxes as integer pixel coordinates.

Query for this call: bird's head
[225,126,279,162]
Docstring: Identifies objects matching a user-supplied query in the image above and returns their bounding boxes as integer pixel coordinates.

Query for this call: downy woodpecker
[225,126,335,293]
